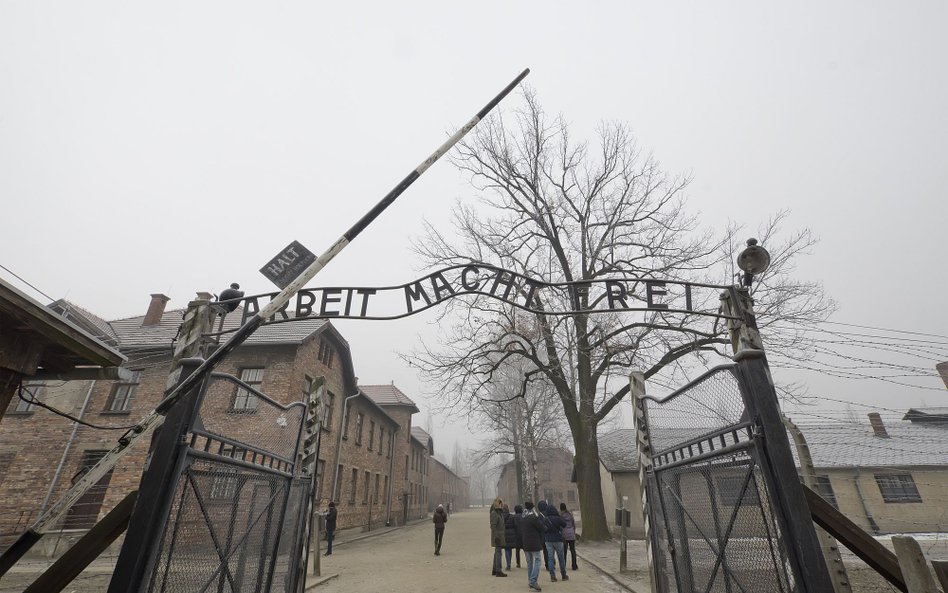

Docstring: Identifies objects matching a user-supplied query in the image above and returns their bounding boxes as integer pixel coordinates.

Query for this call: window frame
[715,475,761,507]
[104,375,139,414]
[231,367,264,412]
[349,468,358,504]
[11,383,44,414]
[875,473,922,503]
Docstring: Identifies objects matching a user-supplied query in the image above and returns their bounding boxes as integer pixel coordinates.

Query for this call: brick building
[360,384,430,524]
[496,447,577,508]
[0,292,467,552]
[429,456,470,512]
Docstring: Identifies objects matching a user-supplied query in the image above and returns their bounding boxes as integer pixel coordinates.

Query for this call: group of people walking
[489,497,578,591]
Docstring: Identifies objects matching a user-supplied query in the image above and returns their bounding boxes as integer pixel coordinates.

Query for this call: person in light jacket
[489,497,508,577]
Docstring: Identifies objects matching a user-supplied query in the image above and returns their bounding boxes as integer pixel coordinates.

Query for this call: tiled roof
[903,407,948,422]
[611,420,948,472]
[49,299,118,344]
[411,426,431,444]
[598,429,638,472]
[361,384,419,409]
[795,421,948,469]
[108,306,327,349]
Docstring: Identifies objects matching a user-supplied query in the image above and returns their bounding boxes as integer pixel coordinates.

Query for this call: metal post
[106,357,207,593]
[722,286,835,593]
[632,371,661,593]
[619,496,628,573]
[784,415,853,593]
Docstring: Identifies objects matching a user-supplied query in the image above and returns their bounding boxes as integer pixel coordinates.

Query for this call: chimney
[195,291,213,301]
[868,413,889,438]
[937,361,948,390]
[142,294,170,326]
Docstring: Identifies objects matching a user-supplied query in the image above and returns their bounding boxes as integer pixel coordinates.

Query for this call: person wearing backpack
[541,500,568,581]
[519,501,546,591]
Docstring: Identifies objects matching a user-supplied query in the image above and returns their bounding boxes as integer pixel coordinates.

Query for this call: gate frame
[637,284,835,593]
[108,361,310,593]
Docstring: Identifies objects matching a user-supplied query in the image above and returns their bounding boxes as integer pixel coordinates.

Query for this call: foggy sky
[2,2,946,459]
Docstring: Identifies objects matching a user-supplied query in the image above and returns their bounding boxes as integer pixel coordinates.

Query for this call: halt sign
[260,240,318,289]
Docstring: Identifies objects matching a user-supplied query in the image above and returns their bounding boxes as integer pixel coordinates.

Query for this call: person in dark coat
[324,502,337,556]
[433,503,448,555]
[489,497,507,577]
[536,501,550,570]
[502,504,520,569]
[542,501,568,581]
[519,501,545,591]
[560,502,578,570]
[513,504,524,568]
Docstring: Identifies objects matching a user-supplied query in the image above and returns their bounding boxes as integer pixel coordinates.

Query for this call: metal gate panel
[643,365,801,593]
[144,373,309,593]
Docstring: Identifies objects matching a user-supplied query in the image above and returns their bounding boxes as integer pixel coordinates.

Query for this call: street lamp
[737,238,771,287]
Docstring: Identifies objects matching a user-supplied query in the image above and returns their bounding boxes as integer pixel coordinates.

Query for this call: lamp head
[737,238,771,286]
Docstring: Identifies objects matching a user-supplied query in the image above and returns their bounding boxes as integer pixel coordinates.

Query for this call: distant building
[597,412,948,539]
[496,447,577,507]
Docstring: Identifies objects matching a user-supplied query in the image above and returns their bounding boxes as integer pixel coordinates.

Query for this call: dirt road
[312,509,627,593]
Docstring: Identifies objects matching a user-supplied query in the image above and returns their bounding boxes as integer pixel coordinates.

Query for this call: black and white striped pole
[110,67,530,593]
[0,67,529,580]
[158,66,530,413]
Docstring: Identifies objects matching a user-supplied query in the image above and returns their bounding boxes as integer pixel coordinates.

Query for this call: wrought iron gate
[143,372,311,593]
[642,360,831,593]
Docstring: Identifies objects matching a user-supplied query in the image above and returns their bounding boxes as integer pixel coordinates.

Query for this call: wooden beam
[23,490,137,593]
[804,484,907,592]
[931,560,948,592]
[892,536,940,593]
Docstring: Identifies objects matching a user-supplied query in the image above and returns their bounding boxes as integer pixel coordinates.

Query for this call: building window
[335,464,343,501]
[324,391,335,431]
[378,428,384,456]
[384,475,389,503]
[374,473,381,505]
[63,451,113,529]
[210,471,239,500]
[875,473,922,503]
[716,475,760,506]
[368,420,376,451]
[363,470,370,504]
[544,489,554,502]
[355,413,364,445]
[12,383,44,414]
[105,372,140,413]
[318,339,335,368]
[316,460,326,500]
[567,490,576,502]
[815,475,838,509]
[349,468,358,504]
[388,433,394,459]
[232,368,264,411]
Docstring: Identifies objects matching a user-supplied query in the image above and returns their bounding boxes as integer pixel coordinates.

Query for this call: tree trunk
[573,424,610,540]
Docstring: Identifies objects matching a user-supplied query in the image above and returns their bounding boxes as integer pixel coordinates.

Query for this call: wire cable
[16,384,138,431]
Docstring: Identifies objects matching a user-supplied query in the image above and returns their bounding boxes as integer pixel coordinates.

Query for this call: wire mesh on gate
[145,373,308,593]
[643,365,796,593]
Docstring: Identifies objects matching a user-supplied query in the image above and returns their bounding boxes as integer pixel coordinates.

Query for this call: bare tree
[408,89,835,539]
